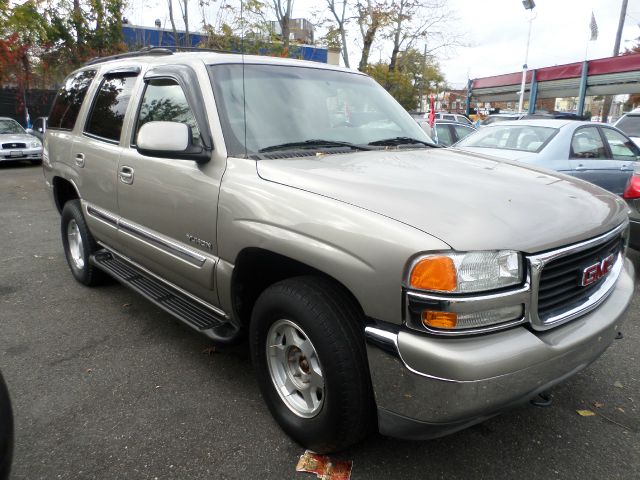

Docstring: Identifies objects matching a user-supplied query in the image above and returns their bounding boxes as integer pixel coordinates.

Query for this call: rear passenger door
[599,126,640,195]
[568,126,618,192]
[72,68,140,248]
[115,66,222,305]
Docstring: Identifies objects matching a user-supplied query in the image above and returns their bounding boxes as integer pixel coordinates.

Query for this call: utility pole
[601,0,628,122]
[518,1,536,113]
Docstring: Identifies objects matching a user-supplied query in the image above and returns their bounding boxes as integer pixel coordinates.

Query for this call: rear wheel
[61,200,106,286]
[250,276,374,453]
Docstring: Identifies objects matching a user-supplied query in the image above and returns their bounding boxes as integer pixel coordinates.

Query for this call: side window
[601,128,640,160]
[435,124,453,146]
[453,125,474,142]
[85,75,137,142]
[570,127,607,159]
[135,79,200,145]
[48,70,96,130]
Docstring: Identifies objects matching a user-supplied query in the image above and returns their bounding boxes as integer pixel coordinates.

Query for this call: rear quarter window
[48,70,96,130]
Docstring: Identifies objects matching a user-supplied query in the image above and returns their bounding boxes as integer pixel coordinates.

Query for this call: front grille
[537,233,623,321]
[2,142,26,149]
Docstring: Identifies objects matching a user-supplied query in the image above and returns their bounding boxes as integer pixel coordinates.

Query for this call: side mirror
[137,121,189,152]
[25,128,34,135]
[37,128,43,133]
[136,121,210,163]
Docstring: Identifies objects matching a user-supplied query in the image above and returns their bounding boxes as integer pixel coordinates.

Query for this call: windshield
[456,124,558,153]
[616,114,640,137]
[209,64,431,157]
[0,119,25,134]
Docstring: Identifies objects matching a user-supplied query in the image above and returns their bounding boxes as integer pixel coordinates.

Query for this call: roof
[83,49,356,75]
[482,119,580,128]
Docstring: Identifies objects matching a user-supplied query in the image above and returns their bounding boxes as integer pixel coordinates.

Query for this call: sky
[126,0,640,89]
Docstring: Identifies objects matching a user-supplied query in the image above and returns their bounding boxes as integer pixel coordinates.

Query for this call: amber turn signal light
[422,311,458,329]
[410,256,457,291]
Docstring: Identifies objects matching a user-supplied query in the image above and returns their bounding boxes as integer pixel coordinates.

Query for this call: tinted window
[85,75,136,142]
[602,128,640,160]
[135,79,200,145]
[49,70,96,130]
[570,127,607,159]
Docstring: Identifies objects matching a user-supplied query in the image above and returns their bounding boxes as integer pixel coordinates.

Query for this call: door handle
[621,164,629,171]
[119,166,134,185]
[75,153,85,168]
[575,164,586,171]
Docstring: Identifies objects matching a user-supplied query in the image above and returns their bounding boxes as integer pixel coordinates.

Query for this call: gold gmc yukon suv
[43,49,635,453]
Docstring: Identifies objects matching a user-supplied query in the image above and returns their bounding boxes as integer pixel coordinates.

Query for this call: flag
[590,12,598,41]
[428,95,436,128]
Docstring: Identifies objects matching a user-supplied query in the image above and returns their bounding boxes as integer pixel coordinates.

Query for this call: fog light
[422,305,523,331]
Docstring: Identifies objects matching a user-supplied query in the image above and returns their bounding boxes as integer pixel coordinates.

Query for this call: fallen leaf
[122,303,131,308]
[86,368,93,373]
[616,407,625,413]
[614,381,624,389]
[593,402,604,409]
[202,347,217,356]
[576,410,596,417]
[296,450,352,480]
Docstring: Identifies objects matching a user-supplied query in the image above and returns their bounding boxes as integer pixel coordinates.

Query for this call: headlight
[409,250,522,293]
[30,141,41,148]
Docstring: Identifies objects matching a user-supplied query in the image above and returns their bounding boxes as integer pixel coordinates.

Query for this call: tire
[60,200,106,286]
[250,276,375,453]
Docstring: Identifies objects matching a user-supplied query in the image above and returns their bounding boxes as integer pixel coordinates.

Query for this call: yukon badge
[581,254,615,287]
[186,233,213,250]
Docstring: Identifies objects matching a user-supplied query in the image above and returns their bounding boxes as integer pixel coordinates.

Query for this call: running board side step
[90,250,240,342]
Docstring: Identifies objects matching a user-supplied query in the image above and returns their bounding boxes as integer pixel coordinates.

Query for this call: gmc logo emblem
[581,254,615,287]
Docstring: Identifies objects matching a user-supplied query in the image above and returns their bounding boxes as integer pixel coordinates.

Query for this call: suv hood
[256,149,628,253]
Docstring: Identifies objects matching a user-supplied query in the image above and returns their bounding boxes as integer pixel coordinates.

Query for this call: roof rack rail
[84,47,174,66]
[156,45,243,55]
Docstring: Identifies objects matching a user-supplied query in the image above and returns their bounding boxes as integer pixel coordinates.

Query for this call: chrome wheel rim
[67,219,85,270]
[266,319,325,418]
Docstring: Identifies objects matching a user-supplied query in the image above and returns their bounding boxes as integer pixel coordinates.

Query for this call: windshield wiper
[368,137,438,147]
[259,139,372,153]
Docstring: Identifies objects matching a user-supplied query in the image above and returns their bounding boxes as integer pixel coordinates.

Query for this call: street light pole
[518,1,536,113]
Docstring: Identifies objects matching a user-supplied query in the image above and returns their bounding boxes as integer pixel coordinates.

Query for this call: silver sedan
[455,119,640,249]
[0,117,43,164]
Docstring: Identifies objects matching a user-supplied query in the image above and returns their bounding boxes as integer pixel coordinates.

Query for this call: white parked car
[614,108,640,148]
[0,117,42,164]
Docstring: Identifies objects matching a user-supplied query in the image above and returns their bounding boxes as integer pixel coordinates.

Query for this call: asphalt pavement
[1,163,638,480]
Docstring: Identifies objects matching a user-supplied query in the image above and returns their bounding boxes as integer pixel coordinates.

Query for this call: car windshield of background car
[209,64,431,157]
[616,115,640,137]
[0,119,25,134]
[457,125,558,153]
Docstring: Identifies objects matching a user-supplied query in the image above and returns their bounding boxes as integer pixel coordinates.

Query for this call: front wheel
[250,276,374,453]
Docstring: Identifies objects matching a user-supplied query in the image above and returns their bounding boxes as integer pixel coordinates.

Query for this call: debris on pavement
[202,347,217,356]
[613,381,624,389]
[576,409,596,417]
[296,450,352,480]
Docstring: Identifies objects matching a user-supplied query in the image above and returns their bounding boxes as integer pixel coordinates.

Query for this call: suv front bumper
[365,257,635,440]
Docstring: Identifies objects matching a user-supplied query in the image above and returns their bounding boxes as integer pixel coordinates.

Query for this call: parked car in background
[417,119,476,146]
[0,371,13,480]
[411,112,473,125]
[456,119,640,247]
[0,117,43,164]
[479,111,587,127]
[614,108,640,148]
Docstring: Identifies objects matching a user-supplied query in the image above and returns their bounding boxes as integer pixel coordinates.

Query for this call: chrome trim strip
[118,219,207,267]
[86,203,208,267]
[97,242,229,319]
[528,222,627,265]
[87,205,118,228]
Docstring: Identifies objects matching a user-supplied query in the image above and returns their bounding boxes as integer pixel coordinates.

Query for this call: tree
[356,0,392,71]
[324,0,350,67]
[271,0,294,51]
